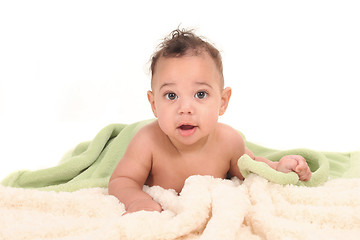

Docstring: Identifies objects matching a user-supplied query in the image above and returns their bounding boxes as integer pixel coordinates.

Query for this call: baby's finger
[294,160,307,173]
[299,170,312,181]
[297,163,311,181]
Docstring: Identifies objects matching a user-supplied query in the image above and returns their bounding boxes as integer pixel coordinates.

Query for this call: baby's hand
[276,155,312,181]
[124,198,163,215]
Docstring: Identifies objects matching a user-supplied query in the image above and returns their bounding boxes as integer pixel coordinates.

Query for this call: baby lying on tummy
[108,28,311,214]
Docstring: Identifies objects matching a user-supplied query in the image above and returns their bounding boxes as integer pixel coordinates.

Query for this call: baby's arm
[276,154,312,181]
[228,128,311,181]
[108,129,162,214]
[245,148,312,181]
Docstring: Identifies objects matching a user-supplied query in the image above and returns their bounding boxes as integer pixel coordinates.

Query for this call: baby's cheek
[156,113,174,133]
[207,110,220,124]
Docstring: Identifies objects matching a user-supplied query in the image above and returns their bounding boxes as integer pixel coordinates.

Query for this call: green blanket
[2,120,360,191]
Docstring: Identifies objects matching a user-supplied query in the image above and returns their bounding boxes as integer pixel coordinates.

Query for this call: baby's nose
[178,98,194,115]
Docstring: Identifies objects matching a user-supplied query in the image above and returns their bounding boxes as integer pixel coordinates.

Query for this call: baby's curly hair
[150,28,223,82]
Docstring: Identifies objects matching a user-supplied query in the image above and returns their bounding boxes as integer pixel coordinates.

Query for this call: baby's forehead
[151,62,224,90]
[151,73,224,93]
[151,50,224,90]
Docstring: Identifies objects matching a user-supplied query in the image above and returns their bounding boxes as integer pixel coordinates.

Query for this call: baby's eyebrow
[195,81,213,89]
[159,82,175,90]
[159,81,213,90]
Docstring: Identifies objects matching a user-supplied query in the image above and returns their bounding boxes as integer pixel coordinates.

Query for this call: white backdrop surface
[1,0,359,179]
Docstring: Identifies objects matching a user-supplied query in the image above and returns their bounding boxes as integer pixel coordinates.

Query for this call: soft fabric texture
[1,174,360,240]
[1,119,360,239]
[2,119,359,191]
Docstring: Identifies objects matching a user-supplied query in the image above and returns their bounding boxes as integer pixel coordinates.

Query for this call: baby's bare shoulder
[131,121,160,145]
[218,123,244,141]
[110,122,158,182]
[217,123,246,152]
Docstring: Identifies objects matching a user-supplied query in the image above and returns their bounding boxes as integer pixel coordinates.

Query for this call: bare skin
[108,53,311,214]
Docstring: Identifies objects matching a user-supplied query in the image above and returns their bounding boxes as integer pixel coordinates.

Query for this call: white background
[1,0,359,179]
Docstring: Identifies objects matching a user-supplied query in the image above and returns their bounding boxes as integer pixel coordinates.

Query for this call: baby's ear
[219,87,232,116]
[147,90,157,117]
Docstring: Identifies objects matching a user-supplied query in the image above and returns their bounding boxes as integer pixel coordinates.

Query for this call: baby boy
[109,29,311,214]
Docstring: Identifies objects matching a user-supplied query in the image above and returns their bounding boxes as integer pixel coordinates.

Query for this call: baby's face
[148,53,231,147]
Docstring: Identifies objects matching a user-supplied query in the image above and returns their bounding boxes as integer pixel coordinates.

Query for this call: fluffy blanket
[1,174,360,240]
[1,119,360,239]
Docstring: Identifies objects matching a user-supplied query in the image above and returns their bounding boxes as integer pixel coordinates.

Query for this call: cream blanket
[1,174,360,240]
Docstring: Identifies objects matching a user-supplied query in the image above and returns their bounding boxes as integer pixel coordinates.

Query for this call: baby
[109,29,311,214]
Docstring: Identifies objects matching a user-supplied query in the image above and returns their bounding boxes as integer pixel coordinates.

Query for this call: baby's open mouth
[177,124,197,137]
[179,125,195,130]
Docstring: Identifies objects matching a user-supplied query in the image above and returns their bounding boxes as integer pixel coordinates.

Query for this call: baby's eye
[195,91,208,99]
[165,92,178,100]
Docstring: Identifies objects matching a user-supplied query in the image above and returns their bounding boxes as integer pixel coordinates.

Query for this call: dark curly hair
[150,28,223,85]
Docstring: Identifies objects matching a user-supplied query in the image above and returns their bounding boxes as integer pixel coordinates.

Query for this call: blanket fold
[2,120,359,191]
